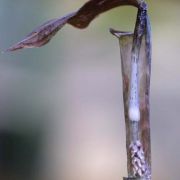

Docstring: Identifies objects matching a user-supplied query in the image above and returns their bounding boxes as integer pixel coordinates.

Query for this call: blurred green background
[0,0,180,179]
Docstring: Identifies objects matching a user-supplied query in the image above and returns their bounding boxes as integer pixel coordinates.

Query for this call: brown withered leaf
[6,12,76,52]
[6,0,140,52]
[68,0,139,28]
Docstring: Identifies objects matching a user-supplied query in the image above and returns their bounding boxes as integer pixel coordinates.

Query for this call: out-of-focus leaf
[6,0,140,52]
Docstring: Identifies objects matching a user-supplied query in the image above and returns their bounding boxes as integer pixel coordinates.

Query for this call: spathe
[5,0,145,52]
[110,13,151,179]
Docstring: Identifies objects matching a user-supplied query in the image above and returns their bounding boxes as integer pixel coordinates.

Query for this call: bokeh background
[0,0,180,179]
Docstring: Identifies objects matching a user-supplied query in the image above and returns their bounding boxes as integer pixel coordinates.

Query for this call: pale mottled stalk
[110,2,151,179]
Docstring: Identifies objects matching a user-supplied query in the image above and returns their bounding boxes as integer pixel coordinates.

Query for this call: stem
[110,1,151,180]
[123,178,145,180]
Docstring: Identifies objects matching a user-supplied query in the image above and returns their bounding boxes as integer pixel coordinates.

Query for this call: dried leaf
[68,0,139,28]
[6,0,140,52]
[6,12,76,52]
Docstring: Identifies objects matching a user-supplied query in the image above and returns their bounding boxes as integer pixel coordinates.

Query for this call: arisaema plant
[5,1,152,179]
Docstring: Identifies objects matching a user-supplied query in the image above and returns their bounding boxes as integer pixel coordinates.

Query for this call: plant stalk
[110,1,151,179]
